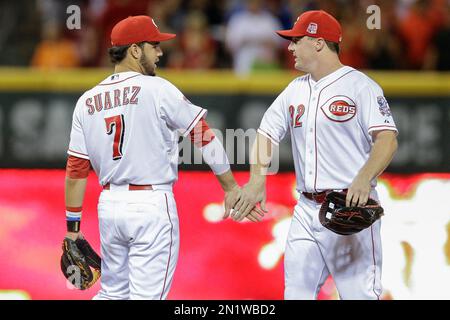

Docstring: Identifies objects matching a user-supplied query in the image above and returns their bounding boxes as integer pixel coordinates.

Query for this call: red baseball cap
[276,10,342,43]
[111,15,176,46]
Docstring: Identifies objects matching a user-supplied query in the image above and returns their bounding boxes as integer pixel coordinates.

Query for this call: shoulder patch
[377,96,391,117]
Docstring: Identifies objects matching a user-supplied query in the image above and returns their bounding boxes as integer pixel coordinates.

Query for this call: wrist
[66,206,82,232]
[65,231,79,241]
[356,170,373,182]
[249,174,266,188]
[223,181,238,192]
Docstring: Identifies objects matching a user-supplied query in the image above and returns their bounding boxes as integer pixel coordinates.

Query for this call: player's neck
[310,57,344,82]
[114,62,143,75]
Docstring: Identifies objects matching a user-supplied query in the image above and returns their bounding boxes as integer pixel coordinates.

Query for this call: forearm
[216,170,239,192]
[229,133,272,220]
[65,177,87,233]
[249,133,273,187]
[357,131,398,181]
[65,177,88,207]
[64,155,90,235]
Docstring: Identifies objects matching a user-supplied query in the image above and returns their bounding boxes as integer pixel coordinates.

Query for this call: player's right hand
[223,185,265,222]
[223,185,242,219]
[231,182,267,222]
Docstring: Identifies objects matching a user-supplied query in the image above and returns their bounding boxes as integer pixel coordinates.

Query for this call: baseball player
[229,10,399,299]
[64,15,263,300]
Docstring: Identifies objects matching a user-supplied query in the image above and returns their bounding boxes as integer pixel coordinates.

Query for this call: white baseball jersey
[68,71,206,186]
[67,71,205,300]
[258,66,397,192]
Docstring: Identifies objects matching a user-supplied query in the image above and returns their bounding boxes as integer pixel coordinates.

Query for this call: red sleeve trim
[66,155,90,179]
[189,119,216,147]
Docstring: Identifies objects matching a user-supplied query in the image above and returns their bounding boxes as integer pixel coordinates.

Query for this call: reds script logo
[320,96,357,122]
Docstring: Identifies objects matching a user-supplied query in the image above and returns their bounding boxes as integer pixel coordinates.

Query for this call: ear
[315,38,326,52]
[128,44,142,59]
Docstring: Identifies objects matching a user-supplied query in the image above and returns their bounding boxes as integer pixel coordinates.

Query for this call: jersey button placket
[304,94,317,191]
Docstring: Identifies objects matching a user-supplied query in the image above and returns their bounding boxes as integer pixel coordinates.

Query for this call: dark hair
[108,42,147,64]
[325,40,340,54]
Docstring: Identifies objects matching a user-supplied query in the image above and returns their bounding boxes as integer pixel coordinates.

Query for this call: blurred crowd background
[1,0,449,75]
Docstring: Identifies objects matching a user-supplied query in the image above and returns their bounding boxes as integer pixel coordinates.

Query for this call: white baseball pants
[284,192,383,300]
[93,185,179,300]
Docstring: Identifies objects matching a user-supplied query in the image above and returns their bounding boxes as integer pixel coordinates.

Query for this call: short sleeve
[356,83,398,137]
[258,87,290,145]
[67,101,89,160]
[159,80,207,137]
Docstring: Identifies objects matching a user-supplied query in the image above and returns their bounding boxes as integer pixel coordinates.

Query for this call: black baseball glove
[319,191,384,236]
[60,237,101,290]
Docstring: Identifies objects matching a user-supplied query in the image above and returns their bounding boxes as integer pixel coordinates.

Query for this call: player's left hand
[346,173,371,207]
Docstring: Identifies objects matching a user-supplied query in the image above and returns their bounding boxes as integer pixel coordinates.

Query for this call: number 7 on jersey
[105,115,125,160]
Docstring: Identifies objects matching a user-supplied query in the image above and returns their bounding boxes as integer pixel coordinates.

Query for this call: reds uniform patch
[377,96,391,117]
[320,96,357,122]
[307,22,318,34]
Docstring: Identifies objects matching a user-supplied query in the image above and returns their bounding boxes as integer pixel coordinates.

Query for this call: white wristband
[200,138,231,175]
[66,210,82,221]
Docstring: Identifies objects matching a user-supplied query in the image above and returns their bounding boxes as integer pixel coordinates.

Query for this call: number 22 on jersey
[289,104,305,128]
[105,115,125,160]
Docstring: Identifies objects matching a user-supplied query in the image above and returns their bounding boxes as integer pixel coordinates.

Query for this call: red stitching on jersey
[313,70,356,192]
[160,194,173,300]
[98,74,140,86]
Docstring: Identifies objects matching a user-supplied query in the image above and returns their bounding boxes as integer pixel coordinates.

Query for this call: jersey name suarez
[85,86,141,115]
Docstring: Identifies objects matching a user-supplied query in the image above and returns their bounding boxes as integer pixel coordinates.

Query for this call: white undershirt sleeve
[199,137,230,175]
